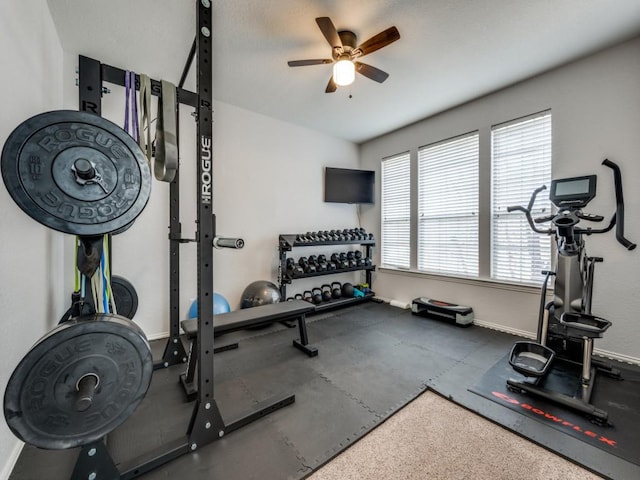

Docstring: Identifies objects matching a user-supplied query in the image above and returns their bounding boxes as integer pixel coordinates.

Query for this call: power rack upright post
[69,2,293,478]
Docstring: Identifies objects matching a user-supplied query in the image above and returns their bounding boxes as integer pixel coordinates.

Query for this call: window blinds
[417,133,479,276]
[491,112,552,284]
[381,152,411,268]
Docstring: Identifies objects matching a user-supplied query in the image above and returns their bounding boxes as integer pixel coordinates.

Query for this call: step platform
[411,297,474,326]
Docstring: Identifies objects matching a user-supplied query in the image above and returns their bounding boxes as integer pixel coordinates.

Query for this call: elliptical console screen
[549,175,596,208]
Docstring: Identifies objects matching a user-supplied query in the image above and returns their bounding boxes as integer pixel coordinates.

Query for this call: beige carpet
[307,391,602,480]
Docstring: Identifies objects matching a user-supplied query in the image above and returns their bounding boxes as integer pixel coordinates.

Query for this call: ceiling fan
[287,17,400,93]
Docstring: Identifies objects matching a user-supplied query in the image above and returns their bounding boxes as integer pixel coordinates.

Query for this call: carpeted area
[8,302,640,479]
[307,390,602,480]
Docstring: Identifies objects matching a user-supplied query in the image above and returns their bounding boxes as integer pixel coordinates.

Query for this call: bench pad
[181,300,315,339]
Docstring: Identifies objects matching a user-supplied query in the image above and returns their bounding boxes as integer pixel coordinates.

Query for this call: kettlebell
[331,282,342,299]
[312,287,323,305]
[303,290,314,303]
[342,282,354,298]
[294,293,303,300]
[321,284,333,302]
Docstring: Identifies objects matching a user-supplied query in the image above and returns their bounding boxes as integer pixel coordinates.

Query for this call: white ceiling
[47,0,640,144]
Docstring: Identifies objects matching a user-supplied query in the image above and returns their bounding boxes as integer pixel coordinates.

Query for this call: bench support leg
[293,314,318,357]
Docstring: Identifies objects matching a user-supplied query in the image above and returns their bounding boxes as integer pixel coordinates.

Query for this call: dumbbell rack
[278,233,376,312]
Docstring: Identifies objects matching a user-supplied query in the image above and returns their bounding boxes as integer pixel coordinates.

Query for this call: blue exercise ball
[187,292,231,318]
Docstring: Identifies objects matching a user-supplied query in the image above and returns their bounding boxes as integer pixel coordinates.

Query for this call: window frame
[378,110,552,288]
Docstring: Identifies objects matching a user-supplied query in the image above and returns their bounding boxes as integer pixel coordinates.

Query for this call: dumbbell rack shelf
[278,234,375,313]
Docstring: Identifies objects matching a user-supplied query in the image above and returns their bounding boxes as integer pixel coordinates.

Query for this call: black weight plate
[1,110,151,235]
[4,314,153,449]
[111,275,139,320]
[82,275,139,320]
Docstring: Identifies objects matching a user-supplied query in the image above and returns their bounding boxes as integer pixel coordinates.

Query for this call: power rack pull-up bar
[72,2,294,478]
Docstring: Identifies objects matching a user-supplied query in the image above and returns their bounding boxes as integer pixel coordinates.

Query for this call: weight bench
[179,300,318,400]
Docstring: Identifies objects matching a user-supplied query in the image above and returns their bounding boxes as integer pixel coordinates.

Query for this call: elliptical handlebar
[507,185,553,235]
[508,159,636,250]
[602,159,636,251]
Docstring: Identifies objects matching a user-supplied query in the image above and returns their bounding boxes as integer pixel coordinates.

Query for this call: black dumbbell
[286,258,300,277]
[331,282,342,299]
[321,284,333,302]
[299,257,316,274]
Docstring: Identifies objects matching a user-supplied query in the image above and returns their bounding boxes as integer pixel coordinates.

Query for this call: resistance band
[138,74,153,162]
[154,79,179,182]
[124,71,139,141]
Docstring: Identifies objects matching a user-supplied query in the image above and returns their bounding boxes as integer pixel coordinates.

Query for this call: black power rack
[73,2,292,478]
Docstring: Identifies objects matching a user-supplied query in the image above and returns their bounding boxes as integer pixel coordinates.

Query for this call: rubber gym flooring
[9,301,640,479]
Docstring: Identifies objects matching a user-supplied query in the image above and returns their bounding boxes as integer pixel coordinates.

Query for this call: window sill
[377,267,545,295]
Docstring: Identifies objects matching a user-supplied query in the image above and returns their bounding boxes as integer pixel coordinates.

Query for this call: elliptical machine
[506,159,636,424]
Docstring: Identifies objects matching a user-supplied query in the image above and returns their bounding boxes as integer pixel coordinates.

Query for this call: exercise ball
[187,292,231,319]
[241,280,281,308]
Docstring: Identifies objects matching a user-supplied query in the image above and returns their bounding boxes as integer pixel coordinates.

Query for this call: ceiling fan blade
[325,76,337,93]
[355,62,389,83]
[316,17,342,49]
[288,59,333,67]
[355,26,400,57]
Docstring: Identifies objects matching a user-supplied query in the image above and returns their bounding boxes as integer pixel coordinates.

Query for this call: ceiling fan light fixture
[333,59,355,86]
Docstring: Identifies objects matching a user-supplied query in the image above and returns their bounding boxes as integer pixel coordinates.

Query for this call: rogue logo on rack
[200,135,212,204]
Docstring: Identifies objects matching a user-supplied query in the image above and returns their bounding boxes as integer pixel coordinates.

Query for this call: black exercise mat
[469,352,640,466]
[12,302,636,480]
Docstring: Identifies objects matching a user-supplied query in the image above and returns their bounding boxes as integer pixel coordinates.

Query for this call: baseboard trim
[1,441,24,480]
[147,331,169,341]
[473,318,640,366]
[473,318,535,339]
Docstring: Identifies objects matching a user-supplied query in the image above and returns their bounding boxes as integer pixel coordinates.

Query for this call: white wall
[360,37,640,362]
[0,2,65,477]
[58,53,362,336]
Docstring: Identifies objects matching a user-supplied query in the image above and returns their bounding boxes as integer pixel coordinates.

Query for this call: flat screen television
[324,167,375,204]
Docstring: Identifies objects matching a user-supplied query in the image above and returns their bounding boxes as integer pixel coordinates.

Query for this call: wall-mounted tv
[324,167,375,204]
